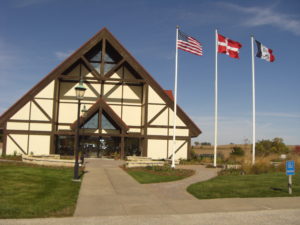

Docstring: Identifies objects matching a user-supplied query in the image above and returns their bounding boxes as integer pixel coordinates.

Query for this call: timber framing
[70,97,129,131]
[0,27,201,159]
[0,27,201,137]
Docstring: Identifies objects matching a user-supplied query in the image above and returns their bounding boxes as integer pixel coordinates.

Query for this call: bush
[293,146,300,155]
[190,149,198,160]
[256,138,289,156]
[230,146,245,156]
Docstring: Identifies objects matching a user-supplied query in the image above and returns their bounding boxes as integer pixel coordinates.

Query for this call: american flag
[177,30,203,56]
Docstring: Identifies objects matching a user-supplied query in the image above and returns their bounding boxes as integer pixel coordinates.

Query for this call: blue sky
[0,0,299,145]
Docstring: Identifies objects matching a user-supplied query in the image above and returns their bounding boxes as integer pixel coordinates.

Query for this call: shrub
[230,146,245,156]
[293,146,300,155]
[190,149,198,160]
[256,138,289,156]
[218,168,244,176]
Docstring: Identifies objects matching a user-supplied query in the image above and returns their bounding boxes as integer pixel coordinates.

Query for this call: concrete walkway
[74,158,300,217]
[74,159,219,216]
[2,209,300,225]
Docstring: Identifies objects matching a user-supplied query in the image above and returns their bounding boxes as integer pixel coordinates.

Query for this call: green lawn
[124,166,195,184]
[0,162,81,218]
[187,172,300,199]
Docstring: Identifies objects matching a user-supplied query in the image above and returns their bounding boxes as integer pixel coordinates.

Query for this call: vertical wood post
[2,123,7,156]
[121,133,125,159]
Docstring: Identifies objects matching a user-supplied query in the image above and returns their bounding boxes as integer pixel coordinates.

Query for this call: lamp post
[74,80,86,180]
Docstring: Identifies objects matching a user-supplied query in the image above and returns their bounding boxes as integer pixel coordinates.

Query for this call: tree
[194,141,200,146]
[256,137,289,156]
[201,142,211,146]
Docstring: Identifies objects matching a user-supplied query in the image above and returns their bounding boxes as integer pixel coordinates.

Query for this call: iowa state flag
[255,40,275,62]
[218,34,242,59]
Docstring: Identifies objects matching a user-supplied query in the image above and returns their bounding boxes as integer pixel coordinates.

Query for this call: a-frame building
[0,28,201,159]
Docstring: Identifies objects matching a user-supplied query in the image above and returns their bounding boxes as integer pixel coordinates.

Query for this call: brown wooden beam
[8,119,52,124]
[7,134,27,155]
[32,99,52,122]
[7,130,51,135]
[147,106,168,125]
[104,59,126,78]
[81,56,101,79]
[168,140,187,159]
[120,131,125,159]
[50,79,59,154]
[2,123,7,156]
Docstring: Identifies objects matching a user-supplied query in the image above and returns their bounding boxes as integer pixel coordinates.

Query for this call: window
[104,42,122,75]
[102,113,117,130]
[85,42,102,74]
[81,111,119,131]
[82,112,98,129]
[56,136,74,156]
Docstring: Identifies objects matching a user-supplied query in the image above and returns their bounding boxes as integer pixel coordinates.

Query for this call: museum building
[0,28,201,159]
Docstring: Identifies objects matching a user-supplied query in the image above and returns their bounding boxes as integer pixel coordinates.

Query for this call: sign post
[286,160,295,195]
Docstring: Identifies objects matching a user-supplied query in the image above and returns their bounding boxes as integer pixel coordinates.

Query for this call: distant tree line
[194,141,211,146]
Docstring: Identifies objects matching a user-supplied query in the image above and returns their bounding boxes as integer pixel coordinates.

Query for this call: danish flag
[217,34,242,59]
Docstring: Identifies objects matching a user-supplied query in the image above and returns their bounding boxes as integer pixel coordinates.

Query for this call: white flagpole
[213,29,218,168]
[251,35,256,165]
[172,25,179,168]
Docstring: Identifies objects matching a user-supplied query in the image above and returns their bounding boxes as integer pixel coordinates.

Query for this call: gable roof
[0,27,201,137]
[70,97,129,131]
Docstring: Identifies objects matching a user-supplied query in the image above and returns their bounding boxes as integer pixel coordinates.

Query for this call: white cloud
[54,50,73,60]
[220,2,300,36]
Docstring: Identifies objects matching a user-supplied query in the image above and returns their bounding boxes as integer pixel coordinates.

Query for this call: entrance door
[125,138,141,156]
[81,136,120,158]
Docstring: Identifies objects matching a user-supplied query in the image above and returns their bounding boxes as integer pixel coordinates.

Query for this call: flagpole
[251,35,256,165]
[213,29,218,168]
[172,25,179,168]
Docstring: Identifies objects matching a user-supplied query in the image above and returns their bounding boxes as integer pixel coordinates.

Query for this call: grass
[187,172,300,199]
[0,161,82,218]
[123,166,195,184]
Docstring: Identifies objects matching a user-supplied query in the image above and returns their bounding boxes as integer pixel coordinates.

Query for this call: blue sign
[286,160,295,175]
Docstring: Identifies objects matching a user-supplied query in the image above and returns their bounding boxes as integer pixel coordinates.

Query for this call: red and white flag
[255,40,275,62]
[177,30,203,56]
[218,34,242,59]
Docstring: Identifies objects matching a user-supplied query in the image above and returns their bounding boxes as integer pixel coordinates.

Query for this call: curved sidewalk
[74,159,300,217]
[74,159,218,217]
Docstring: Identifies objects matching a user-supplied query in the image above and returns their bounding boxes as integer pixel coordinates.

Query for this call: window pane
[104,63,116,74]
[102,114,117,130]
[91,63,100,73]
[90,50,102,61]
[105,41,122,63]
[83,112,98,129]
[85,42,102,62]
[56,136,74,156]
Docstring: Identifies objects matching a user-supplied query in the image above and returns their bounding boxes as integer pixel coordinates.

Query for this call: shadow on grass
[270,187,285,192]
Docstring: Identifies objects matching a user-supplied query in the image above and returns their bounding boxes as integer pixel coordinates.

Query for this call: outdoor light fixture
[81,104,88,117]
[73,79,86,180]
[75,80,86,100]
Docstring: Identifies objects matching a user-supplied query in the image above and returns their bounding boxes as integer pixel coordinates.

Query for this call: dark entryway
[55,135,142,159]
[81,136,121,158]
